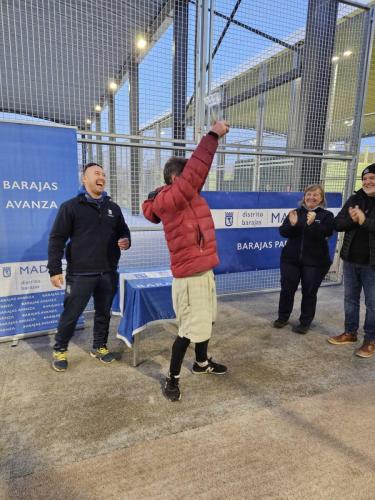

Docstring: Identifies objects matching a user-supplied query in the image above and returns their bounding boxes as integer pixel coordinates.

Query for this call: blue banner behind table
[0,121,79,338]
[202,192,342,274]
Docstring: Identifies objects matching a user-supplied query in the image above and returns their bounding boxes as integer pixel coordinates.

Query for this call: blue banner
[0,121,79,338]
[202,192,342,274]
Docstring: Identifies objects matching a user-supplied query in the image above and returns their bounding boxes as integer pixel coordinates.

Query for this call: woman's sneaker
[163,375,181,401]
[273,319,288,328]
[292,323,310,335]
[52,350,68,372]
[192,358,227,375]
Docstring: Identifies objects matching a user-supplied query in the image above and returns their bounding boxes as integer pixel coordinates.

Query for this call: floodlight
[108,81,118,92]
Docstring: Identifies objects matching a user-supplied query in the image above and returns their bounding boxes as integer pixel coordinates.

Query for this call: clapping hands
[349,205,365,225]
[306,211,316,225]
[288,210,298,226]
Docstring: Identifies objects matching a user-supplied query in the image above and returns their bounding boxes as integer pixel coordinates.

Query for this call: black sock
[169,336,191,377]
[195,339,209,363]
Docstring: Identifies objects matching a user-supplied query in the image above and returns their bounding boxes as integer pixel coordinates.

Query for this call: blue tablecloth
[117,275,175,346]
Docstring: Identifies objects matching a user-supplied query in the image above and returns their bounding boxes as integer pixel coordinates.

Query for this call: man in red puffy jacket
[142,121,229,401]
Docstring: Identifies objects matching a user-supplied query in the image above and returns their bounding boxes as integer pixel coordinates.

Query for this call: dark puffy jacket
[48,194,131,276]
[142,134,219,278]
[279,206,334,266]
[334,189,375,265]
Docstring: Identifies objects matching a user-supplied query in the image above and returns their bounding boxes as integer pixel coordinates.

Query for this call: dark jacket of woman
[279,206,334,267]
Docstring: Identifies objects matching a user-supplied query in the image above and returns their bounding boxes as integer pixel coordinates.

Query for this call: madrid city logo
[225,211,234,227]
[2,266,11,278]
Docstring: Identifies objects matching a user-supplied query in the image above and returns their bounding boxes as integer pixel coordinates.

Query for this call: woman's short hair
[301,184,327,208]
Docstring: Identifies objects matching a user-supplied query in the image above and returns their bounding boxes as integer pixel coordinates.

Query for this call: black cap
[361,163,375,179]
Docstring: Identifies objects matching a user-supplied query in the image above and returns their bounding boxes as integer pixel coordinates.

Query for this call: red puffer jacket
[142,133,219,278]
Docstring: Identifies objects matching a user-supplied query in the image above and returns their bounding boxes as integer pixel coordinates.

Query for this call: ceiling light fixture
[108,81,118,92]
[136,37,147,50]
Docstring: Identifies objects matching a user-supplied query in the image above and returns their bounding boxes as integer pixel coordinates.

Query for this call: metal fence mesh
[1,0,373,294]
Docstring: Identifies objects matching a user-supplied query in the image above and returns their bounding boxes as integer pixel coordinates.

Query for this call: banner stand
[0,121,82,341]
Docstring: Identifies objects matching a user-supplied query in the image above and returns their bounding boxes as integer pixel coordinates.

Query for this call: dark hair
[82,162,103,173]
[163,157,188,185]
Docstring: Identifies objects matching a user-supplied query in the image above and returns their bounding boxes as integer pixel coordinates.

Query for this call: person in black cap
[48,162,131,371]
[328,163,375,357]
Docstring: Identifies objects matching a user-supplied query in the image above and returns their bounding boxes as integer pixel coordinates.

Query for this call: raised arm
[155,121,229,214]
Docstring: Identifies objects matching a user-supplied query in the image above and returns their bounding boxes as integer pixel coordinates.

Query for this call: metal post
[286,51,302,190]
[298,0,338,188]
[81,134,87,166]
[132,332,140,367]
[155,123,162,185]
[108,93,117,201]
[129,59,140,215]
[173,0,189,155]
[287,52,302,151]
[216,132,226,190]
[214,88,227,191]
[207,0,215,97]
[345,7,375,199]
[194,0,209,142]
[87,125,93,163]
[325,60,339,146]
[253,63,267,191]
[320,59,339,188]
[95,112,103,165]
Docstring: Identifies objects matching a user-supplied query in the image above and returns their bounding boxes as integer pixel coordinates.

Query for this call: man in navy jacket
[48,162,131,371]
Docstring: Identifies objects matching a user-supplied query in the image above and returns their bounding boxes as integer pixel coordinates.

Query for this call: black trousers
[169,336,209,377]
[54,272,118,351]
[278,261,330,327]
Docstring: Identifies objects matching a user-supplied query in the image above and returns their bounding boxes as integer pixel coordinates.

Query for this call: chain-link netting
[1,0,373,294]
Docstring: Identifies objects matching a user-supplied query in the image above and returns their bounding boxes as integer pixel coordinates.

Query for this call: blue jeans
[343,261,375,341]
[54,272,118,351]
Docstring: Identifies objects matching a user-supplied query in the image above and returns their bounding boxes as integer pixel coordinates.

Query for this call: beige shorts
[172,270,217,343]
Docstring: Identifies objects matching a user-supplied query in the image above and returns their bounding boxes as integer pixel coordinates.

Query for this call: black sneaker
[192,358,227,375]
[162,376,181,401]
[273,319,288,328]
[292,323,309,335]
[90,346,115,363]
[52,350,68,372]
